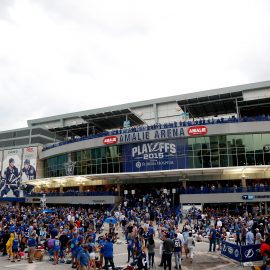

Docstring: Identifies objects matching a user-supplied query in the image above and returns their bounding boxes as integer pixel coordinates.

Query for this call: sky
[0,0,270,131]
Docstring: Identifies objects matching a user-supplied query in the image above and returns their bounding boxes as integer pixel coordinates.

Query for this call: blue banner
[221,241,263,263]
[122,138,188,172]
[221,241,241,262]
[241,244,262,263]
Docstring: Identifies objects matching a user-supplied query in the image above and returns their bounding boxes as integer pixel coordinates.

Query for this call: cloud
[0,0,15,22]
[0,0,270,131]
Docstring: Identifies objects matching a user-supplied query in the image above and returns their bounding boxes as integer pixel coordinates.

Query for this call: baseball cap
[24,159,30,164]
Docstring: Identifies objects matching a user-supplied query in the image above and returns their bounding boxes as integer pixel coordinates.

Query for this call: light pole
[163,189,168,207]
[40,193,46,210]
[124,190,128,199]
[172,188,176,208]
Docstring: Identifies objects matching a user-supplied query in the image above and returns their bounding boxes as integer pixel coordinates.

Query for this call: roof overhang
[26,166,270,187]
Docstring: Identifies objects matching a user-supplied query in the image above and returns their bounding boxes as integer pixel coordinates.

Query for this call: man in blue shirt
[28,233,36,263]
[127,236,134,263]
[173,233,182,270]
[103,238,115,270]
[70,232,78,268]
[77,244,90,270]
[208,225,217,252]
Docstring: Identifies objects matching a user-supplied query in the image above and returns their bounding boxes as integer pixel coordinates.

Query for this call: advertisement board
[221,241,263,263]
[0,151,3,174]
[1,149,22,197]
[221,241,241,262]
[240,244,262,263]
[122,138,188,172]
[21,146,37,181]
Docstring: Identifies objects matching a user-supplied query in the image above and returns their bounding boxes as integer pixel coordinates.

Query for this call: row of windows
[44,133,270,177]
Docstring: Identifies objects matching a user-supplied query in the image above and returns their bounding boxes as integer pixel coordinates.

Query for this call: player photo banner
[1,148,23,197]
[21,147,37,181]
[0,151,3,174]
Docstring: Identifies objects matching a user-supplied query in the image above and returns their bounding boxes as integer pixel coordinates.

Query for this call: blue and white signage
[221,241,263,263]
[221,241,241,262]
[242,195,254,200]
[122,139,188,172]
[119,127,186,144]
[241,244,262,263]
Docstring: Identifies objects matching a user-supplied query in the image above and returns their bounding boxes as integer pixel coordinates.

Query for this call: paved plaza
[0,235,257,270]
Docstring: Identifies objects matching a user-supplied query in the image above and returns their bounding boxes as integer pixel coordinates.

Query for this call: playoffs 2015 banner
[122,138,188,172]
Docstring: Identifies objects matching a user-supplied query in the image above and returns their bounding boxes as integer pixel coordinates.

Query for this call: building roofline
[27,80,270,126]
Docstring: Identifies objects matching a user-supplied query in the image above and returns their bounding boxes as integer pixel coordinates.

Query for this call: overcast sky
[0,0,270,131]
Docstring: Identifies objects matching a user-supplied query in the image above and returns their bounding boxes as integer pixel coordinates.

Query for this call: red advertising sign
[188,126,208,136]
[103,136,118,145]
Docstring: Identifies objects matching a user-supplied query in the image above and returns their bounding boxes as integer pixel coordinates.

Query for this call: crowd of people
[1,193,270,269]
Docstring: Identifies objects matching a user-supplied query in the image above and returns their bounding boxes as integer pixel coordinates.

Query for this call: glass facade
[44,133,270,178]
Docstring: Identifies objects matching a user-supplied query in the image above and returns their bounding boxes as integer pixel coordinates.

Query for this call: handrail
[42,116,270,151]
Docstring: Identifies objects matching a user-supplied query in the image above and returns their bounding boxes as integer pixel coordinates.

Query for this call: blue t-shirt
[173,238,181,252]
[103,242,113,258]
[99,239,106,254]
[54,239,60,250]
[12,239,19,249]
[77,250,90,267]
[127,238,134,249]
[76,245,83,259]
[28,237,36,247]
[210,228,217,239]
[71,238,78,251]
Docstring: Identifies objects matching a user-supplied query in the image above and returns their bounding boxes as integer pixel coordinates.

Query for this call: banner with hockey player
[20,147,37,196]
[1,149,22,197]
[0,151,3,175]
[21,147,37,181]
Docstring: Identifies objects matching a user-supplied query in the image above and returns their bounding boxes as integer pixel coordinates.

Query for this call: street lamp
[40,193,46,210]
[131,190,135,195]
[163,189,168,208]
[124,190,128,199]
[172,188,176,208]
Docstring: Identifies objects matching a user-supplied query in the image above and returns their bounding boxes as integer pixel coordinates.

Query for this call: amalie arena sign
[102,125,208,145]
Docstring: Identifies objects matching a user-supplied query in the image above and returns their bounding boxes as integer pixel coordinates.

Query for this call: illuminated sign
[188,126,208,136]
[103,136,118,145]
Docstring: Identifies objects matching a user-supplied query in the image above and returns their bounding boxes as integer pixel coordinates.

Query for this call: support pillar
[79,184,83,192]
[182,180,187,189]
[265,202,268,216]
[117,183,121,196]
[87,123,89,136]
[60,185,63,193]
[241,177,247,188]
[153,103,158,123]
[259,202,262,213]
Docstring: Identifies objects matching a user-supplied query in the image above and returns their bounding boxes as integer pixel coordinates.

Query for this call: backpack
[48,239,54,249]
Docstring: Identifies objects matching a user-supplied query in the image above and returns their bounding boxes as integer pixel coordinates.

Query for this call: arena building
[0,80,270,212]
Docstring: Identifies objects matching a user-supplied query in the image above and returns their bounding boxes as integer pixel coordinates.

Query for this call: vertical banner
[1,149,22,197]
[21,147,37,181]
[0,151,3,175]
[122,138,188,172]
[20,147,37,196]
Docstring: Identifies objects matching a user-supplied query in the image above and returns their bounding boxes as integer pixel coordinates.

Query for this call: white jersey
[177,233,184,244]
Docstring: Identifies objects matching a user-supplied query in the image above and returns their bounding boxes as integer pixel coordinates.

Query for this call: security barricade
[221,241,263,264]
